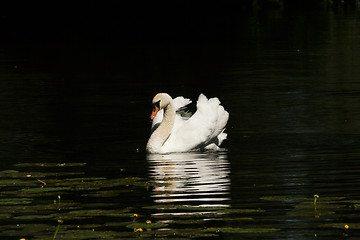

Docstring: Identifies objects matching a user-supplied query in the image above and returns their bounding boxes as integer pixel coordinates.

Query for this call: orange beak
[150,105,159,120]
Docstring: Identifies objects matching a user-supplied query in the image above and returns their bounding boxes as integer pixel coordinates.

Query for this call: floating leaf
[13,214,54,220]
[0,179,32,187]
[143,204,227,211]
[0,198,33,205]
[66,209,133,218]
[260,196,305,202]
[20,187,71,193]
[126,222,168,229]
[321,223,360,229]
[81,190,131,198]
[0,170,19,175]
[204,227,280,233]
[219,208,265,214]
[13,163,87,168]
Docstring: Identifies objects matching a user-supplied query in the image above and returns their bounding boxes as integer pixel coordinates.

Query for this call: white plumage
[146,93,229,154]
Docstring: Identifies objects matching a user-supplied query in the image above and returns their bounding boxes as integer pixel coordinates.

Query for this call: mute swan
[146,93,229,154]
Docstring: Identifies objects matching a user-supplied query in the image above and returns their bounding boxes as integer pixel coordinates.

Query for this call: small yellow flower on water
[345,224,349,229]
[133,214,139,217]
[58,219,63,224]
[26,175,31,178]
[134,227,143,232]
[146,220,152,224]
[313,194,319,205]
[19,238,26,240]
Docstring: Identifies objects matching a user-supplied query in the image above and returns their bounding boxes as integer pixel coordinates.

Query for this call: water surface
[0,5,360,240]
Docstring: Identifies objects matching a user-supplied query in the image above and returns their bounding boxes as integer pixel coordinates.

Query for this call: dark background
[0,0,359,162]
[1,2,360,239]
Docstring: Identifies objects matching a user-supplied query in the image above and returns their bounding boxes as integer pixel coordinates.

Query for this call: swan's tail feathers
[203,129,227,151]
[196,93,208,110]
[196,93,229,144]
[197,94,220,105]
[217,130,228,145]
[197,94,222,117]
[208,97,221,108]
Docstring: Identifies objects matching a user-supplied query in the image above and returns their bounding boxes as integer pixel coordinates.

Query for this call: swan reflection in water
[147,152,230,207]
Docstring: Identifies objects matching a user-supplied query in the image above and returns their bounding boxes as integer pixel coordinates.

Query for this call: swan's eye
[153,100,160,109]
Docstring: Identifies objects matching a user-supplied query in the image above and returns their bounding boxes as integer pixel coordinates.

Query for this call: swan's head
[150,93,172,120]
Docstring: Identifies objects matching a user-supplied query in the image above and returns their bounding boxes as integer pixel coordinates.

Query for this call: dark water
[1,4,360,240]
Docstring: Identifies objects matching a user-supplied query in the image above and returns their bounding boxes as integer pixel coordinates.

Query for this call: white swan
[146,93,229,154]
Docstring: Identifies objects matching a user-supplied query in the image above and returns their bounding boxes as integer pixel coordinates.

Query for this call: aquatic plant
[52,219,63,240]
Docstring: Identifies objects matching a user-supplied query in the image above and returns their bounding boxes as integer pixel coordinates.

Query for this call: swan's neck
[147,102,175,152]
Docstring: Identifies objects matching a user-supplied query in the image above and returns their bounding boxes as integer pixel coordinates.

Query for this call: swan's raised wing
[163,94,229,152]
[173,96,192,110]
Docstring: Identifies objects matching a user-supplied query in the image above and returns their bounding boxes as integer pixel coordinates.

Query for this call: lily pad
[13,162,87,168]
[143,204,227,211]
[0,223,53,236]
[149,228,219,239]
[81,190,130,198]
[152,211,221,219]
[34,229,133,240]
[261,196,346,202]
[203,227,280,233]
[66,209,133,218]
[21,187,72,193]
[0,198,33,205]
[321,223,360,229]
[289,204,337,218]
[22,172,84,178]
[219,208,265,214]
[0,179,35,188]
[56,177,149,191]
[0,213,12,219]
[126,222,168,229]
[13,214,54,220]
[260,196,305,202]
[0,170,20,176]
